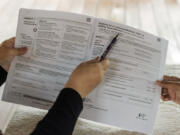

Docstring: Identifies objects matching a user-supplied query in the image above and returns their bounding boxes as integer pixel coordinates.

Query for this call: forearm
[0,66,7,86]
[31,88,83,135]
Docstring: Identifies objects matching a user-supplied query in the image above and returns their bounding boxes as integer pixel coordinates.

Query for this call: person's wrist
[1,65,8,72]
[0,66,7,73]
[65,82,86,99]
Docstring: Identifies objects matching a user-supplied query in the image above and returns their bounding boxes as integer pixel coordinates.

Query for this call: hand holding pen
[82,33,118,101]
[100,33,119,61]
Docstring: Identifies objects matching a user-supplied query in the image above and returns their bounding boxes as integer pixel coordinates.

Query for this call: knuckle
[3,39,8,44]
[3,39,11,45]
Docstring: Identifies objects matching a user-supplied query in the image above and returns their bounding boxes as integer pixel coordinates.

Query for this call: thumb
[8,47,27,56]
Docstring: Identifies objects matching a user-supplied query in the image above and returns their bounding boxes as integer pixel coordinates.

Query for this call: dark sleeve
[0,66,7,86]
[31,88,83,135]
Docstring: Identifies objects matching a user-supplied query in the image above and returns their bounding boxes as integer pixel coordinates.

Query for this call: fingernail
[96,56,100,61]
[23,47,28,51]
[20,47,28,54]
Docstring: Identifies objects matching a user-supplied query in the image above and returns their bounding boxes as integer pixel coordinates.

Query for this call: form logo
[157,37,161,42]
[86,18,91,22]
[136,113,147,120]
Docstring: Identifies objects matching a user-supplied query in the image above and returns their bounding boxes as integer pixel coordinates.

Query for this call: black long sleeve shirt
[0,66,7,86]
[0,66,83,135]
[31,88,83,135]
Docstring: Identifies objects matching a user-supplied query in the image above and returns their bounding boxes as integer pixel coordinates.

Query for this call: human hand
[65,57,110,98]
[156,75,180,104]
[0,37,27,72]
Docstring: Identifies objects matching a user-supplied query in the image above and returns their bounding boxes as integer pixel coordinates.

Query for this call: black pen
[100,33,119,61]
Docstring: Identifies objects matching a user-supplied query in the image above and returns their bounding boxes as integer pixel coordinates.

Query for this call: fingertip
[102,58,110,66]
[101,59,110,72]
[24,46,28,51]
[21,47,28,54]
[156,80,161,85]
[104,58,110,65]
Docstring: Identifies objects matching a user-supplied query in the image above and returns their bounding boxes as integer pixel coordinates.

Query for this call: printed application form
[3,9,94,109]
[2,9,168,135]
[81,19,168,135]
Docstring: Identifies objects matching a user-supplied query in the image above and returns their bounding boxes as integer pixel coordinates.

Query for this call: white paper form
[81,19,168,135]
[2,9,94,109]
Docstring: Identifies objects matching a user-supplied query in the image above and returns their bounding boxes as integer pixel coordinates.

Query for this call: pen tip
[115,33,119,39]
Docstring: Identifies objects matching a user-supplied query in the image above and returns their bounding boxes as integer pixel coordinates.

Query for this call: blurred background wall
[1,0,180,64]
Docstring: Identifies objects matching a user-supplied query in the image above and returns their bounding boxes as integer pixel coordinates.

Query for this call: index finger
[156,80,170,88]
[100,58,110,71]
